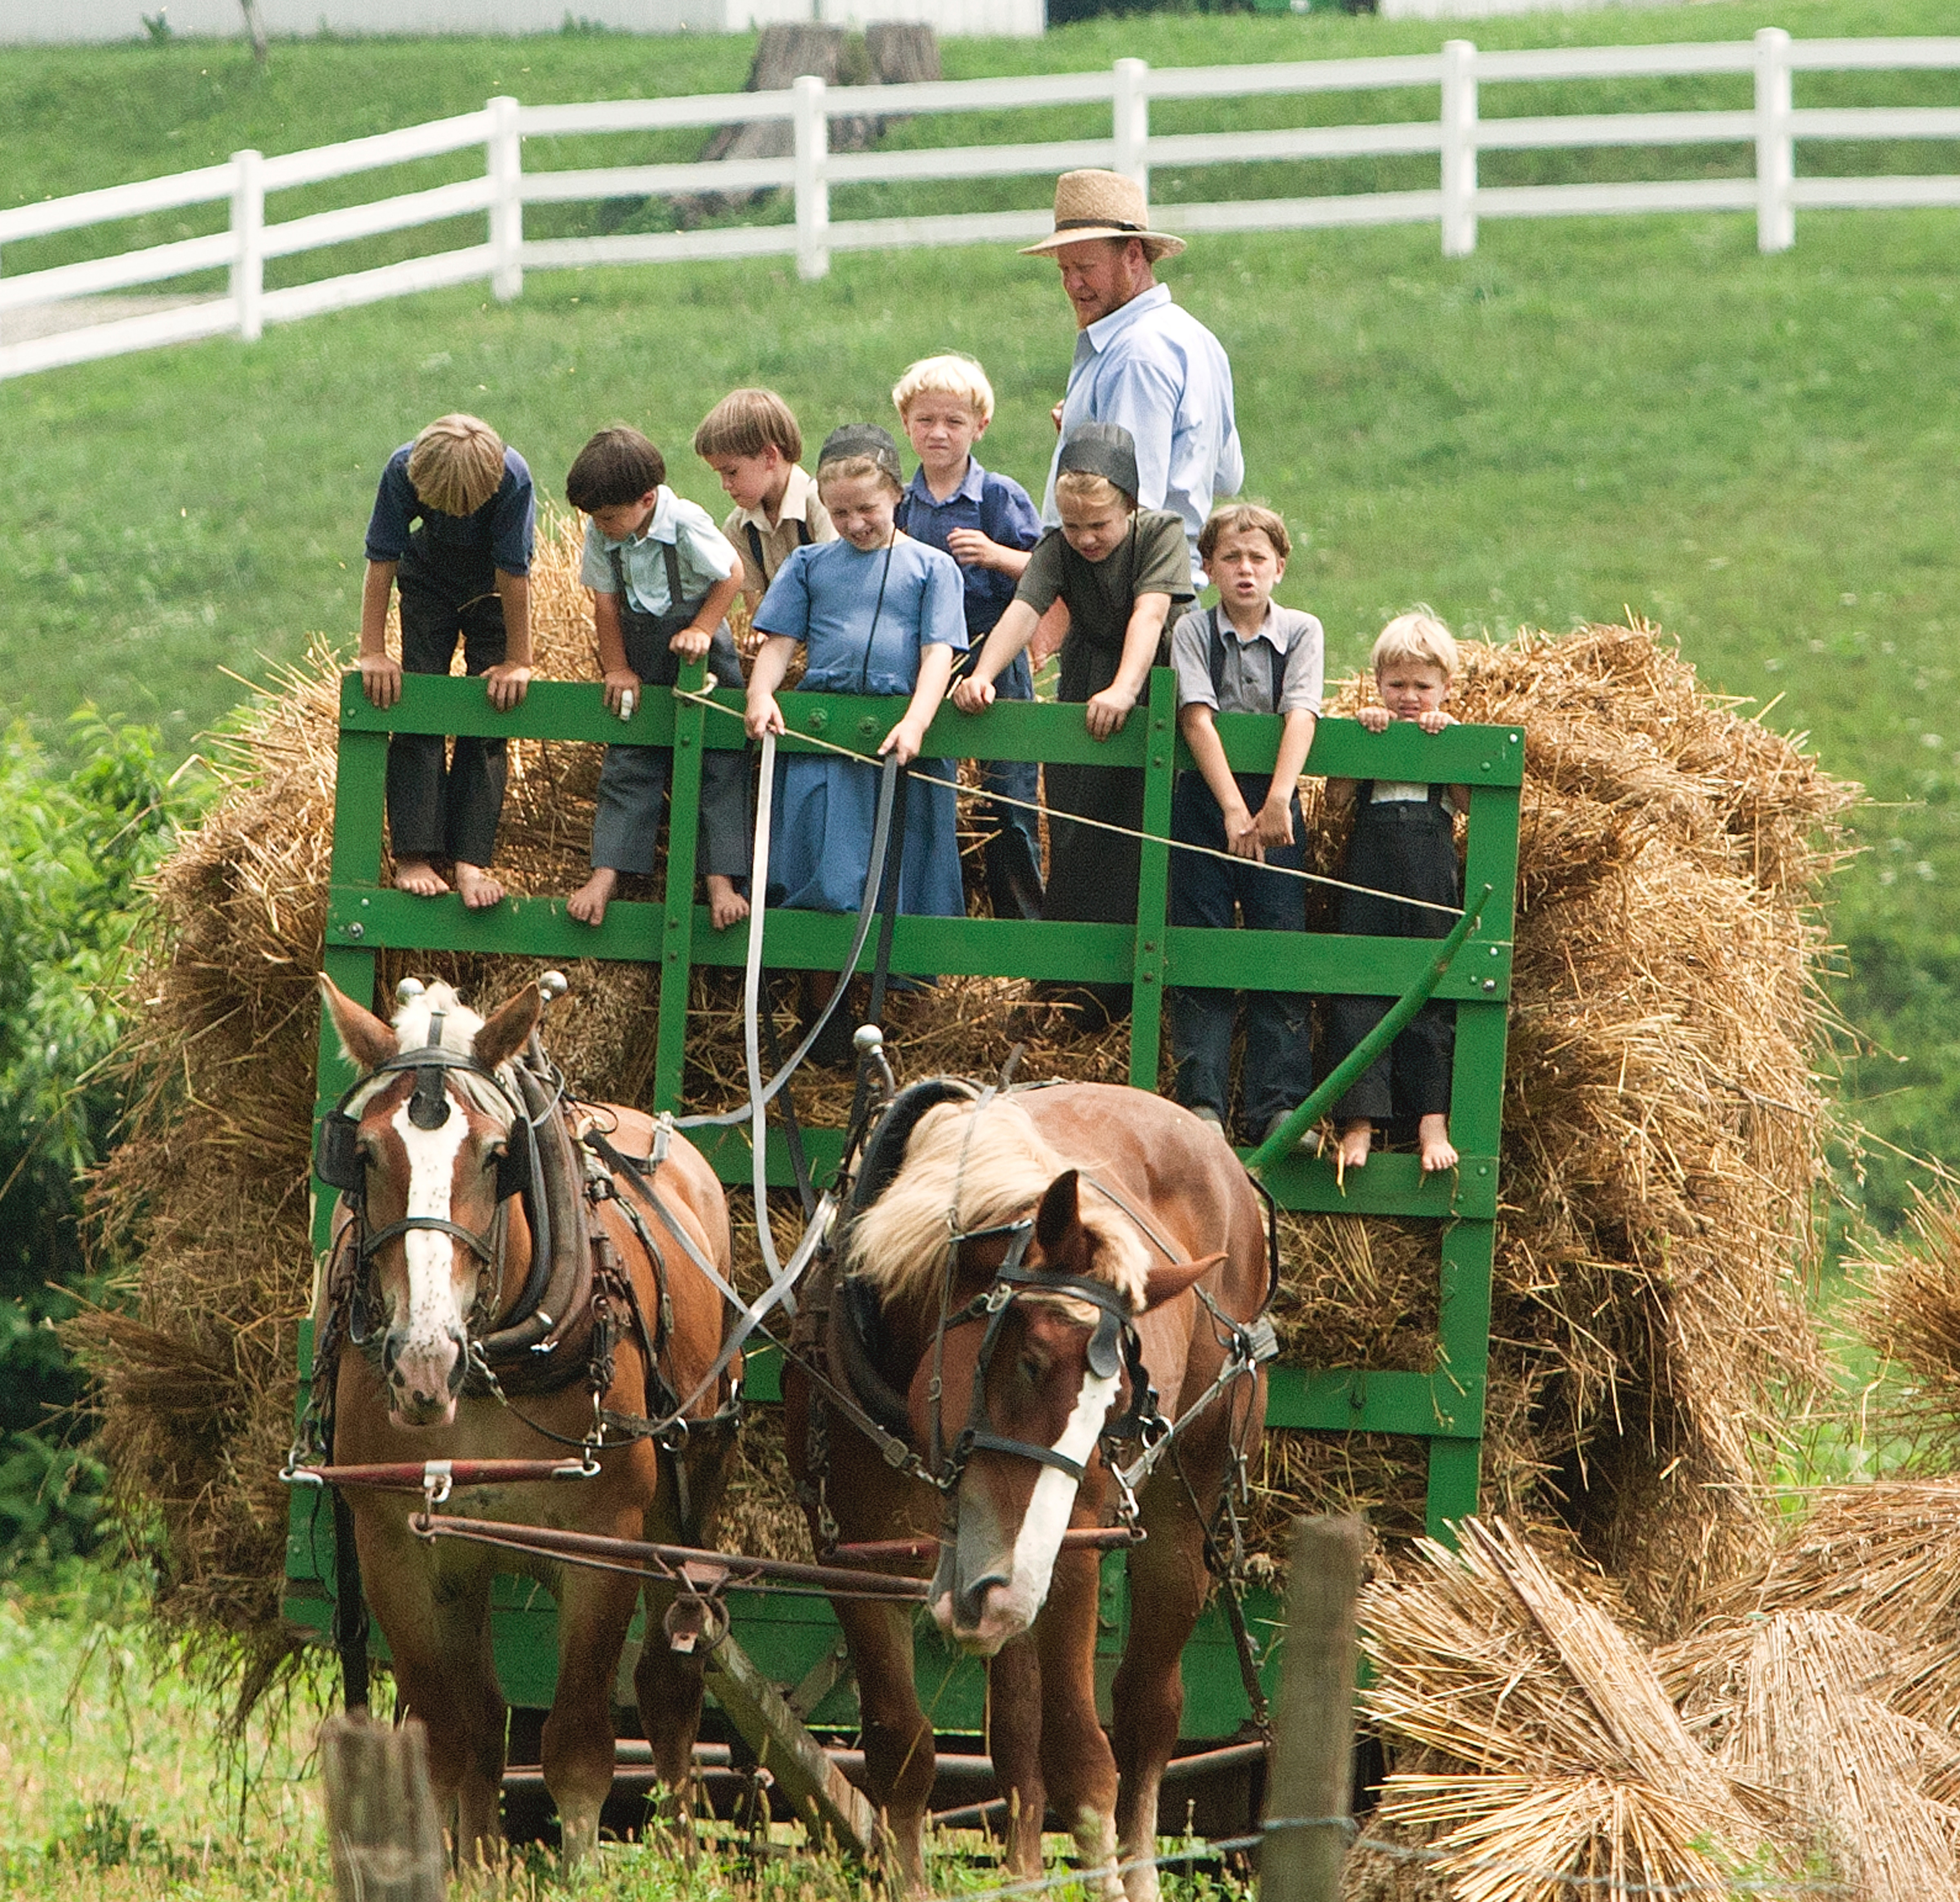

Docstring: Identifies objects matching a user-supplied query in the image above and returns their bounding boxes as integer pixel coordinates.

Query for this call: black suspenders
[745,516,812,592]
[1206,607,1283,716]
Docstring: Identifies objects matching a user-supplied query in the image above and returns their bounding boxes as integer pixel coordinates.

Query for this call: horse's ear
[320,974,398,1073]
[473,983,543,1072]
[1140,1252,1227,1313]
[1034,1168,1085,1266]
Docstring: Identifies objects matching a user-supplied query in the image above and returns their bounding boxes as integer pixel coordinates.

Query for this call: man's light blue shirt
[1042,282,1244,585]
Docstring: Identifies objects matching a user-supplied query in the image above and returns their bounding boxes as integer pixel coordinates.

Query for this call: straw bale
[1846,1189,1960,1449]
[1659,1609,1960,1902]
[1357,1518,1795,1902]
[82,520,1848,1677]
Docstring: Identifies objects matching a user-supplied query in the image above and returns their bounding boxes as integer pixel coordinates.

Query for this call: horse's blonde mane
[845,1097,1150,1308]
[345,982,514,1121]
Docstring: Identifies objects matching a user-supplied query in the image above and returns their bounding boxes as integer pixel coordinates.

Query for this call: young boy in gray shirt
[1167,504,1323,1148]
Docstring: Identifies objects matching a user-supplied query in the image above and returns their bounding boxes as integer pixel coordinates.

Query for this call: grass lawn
[0,0,1956,1198]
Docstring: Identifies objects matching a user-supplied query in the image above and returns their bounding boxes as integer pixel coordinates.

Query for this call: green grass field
[1,0,1956,1189]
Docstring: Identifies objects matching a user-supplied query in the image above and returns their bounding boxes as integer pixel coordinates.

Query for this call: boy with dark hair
[693,387,835,611]
[1168,503,1322,1148]
[359,412,535,908]
[954,422,1194,1027]
[563,425,752,932]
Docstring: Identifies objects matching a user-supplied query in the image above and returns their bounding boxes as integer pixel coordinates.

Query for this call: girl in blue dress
[744,426,968,1057]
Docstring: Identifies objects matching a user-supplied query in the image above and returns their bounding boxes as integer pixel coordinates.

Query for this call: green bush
[0,718,187,1574]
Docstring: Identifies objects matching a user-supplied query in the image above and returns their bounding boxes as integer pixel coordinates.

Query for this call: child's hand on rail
[602,668,641,717]
[359,653,403,709]
[669,626,712,665]
[483,662,532,712]
[952,674,996,715]
[746,692,786,742]
[879,715,928,767]
[1084,682,1136,740]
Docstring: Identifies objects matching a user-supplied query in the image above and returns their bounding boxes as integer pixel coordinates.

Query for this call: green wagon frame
[283,663,1522,1811]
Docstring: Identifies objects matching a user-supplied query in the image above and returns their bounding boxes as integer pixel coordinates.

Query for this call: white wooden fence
[3,30,1957,383]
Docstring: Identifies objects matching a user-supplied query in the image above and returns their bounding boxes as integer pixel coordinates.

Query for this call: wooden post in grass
[1261,1515,1364,1902]
[321,1712,446,1902]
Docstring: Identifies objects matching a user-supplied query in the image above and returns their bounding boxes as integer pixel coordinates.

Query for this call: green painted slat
[336,674,1524,785]
[1264,1365,1484,1438]
[1255,1150,1498,1219]
[323,894,1511,1001]
[1129,670,1176,1091]
[655,659,710,1114]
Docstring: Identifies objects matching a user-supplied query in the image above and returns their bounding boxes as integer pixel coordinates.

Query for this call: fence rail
[2,28,1956,382]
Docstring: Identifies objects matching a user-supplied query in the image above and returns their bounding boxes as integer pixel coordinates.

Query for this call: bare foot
[394,857,450,898]
[1418,1113,1458,1174]
[1337,1122,1373,1172]
[567,867,618,926]
[455,862,506,910]
[706,876,750,932]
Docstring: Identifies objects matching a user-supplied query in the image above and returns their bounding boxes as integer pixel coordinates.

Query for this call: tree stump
[320,1713,447,1902]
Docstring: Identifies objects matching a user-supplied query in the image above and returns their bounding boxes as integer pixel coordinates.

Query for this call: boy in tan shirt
[693,387,836,613]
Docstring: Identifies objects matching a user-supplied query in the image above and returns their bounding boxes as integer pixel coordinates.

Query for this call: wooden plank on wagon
[704,1629,880,1860]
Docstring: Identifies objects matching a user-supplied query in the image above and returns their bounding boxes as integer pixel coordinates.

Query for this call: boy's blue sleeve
[362,446,419,563]
[753,545,814,643]
[982,474,1042,554]
[489,450,536,576]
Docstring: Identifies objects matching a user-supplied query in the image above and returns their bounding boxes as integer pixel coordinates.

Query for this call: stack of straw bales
[1354,1519,1960,1902]
[78,507,1850,1692]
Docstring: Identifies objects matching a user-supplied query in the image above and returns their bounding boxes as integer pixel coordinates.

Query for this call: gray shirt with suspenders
[582,502,752,879]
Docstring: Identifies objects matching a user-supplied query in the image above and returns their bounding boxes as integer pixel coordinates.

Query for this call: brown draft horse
[786,1081,1271,1899]
[316,977,739,1865]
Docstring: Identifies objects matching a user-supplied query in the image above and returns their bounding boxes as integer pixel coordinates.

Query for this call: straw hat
[1020,169,1186,260]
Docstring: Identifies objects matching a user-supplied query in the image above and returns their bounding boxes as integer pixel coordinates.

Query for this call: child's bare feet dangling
[394,857,450,898]
[455,863,506,909]
[567,867,618,926]
[1418,1113,1458,1174]
[1337,1121,1373,1173]
[706,875,750,932]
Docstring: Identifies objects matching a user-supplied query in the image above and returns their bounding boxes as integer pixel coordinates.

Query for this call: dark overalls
[1325,783,1461,1130]
[589,538,752,880]
[385,536,509,868]
[1167,611,1314,1140]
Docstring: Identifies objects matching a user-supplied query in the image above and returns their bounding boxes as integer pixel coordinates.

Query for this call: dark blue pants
[385,546,506,868]
[977,650,1045,921]
[1167,772,1313,1139]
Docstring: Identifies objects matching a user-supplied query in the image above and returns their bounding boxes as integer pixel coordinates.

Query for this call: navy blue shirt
[898,458,1042,641]
[363,443,536,577]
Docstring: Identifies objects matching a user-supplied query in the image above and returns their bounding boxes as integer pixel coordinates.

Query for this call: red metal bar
[415,1512,931,1602]
[828,1526,1143,1565]
[287,1458,597,1491]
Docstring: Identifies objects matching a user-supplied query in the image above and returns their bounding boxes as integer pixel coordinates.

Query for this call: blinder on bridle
[938,1221,1157,1492]
[313,1029,537,1213]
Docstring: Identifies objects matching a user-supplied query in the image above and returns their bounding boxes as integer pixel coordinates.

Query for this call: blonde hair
[816,455,902,501]
[1199,503,1290,564]
[1055,469,1133,512]
[1372,609,1458,681]
[891,353,995,427]
[407,414,506,517]
[693,388,804,463]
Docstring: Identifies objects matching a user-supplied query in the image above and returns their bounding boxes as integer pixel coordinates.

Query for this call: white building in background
[1,0,1046,39]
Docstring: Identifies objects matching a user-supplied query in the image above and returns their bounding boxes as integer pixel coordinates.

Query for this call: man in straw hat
[1023,169,1243,586]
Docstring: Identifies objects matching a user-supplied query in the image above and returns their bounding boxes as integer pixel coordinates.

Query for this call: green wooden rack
[285,663,1521,1738]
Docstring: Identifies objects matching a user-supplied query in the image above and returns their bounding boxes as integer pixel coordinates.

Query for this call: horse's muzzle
[384,1322,468,1427]
[930,1497,1022,1655]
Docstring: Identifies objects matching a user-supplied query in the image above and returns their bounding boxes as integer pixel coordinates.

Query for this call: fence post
[319,1711,446,1902]
[1261,1514,1363,1902]
[488,94,523,302]
[1114,57,1150,200]
[1755,27,1795,254]
[794,73,831,283]
[1440,39,1477,258]
[231,148,264,343]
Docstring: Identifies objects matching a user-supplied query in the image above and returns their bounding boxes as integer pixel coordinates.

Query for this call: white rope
[744,729,784,1285]
[676,689,1468,921]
